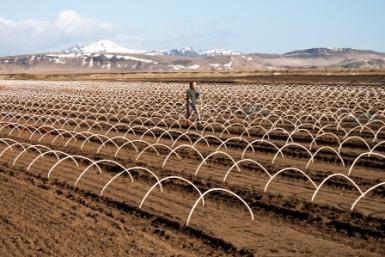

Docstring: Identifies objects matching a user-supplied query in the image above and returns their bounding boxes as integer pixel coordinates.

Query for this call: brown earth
[1,70,385,85]
[0,79,384,256]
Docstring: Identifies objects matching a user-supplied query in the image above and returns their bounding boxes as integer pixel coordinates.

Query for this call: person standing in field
[186,81,201,125]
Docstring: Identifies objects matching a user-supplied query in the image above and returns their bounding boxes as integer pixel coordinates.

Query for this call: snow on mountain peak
[63,41,242,57]
[169,47,200,57]
[64,40,145,54]
[64,44,82,54]
[181,46,193,51]
[148,47,241,57]
[200,48,241,57]
[283,48,354,57]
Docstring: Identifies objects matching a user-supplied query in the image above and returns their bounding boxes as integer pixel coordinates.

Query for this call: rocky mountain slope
[1,40,384,72]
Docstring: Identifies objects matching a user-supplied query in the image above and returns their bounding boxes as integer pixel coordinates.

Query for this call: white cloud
[0,10,116,55]
[54,10,113,35]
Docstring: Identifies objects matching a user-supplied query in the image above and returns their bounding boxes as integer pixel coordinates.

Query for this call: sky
[1,0,385,56]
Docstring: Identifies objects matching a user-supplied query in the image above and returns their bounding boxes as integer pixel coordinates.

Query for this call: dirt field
[1,70,385,86]
[0,79,384,256]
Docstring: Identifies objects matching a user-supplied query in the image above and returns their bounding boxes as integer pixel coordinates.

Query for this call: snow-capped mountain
[64,45,83,54]
[62,40,243,57]
[168,47,200,57]
[149,47,241,57]
[63,40,146,54]
[1,43,385,73]
[283,48,378,57]
[200,49,242,57]
[149,47,200,57]
[284,48,344,57]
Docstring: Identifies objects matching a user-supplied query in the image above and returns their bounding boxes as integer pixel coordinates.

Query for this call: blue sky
[1,0,385,55]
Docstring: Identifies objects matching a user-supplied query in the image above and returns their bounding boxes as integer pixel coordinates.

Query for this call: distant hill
[1,41,384,72]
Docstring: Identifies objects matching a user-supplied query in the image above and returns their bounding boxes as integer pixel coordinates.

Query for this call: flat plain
[0,74,384,256]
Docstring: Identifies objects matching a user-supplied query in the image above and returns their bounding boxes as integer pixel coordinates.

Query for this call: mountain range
[1,40,384,73]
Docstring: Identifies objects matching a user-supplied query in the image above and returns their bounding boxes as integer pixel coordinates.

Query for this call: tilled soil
[0,81,384,256]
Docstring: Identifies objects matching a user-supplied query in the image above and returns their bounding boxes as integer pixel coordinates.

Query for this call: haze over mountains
[1,40,384,73]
